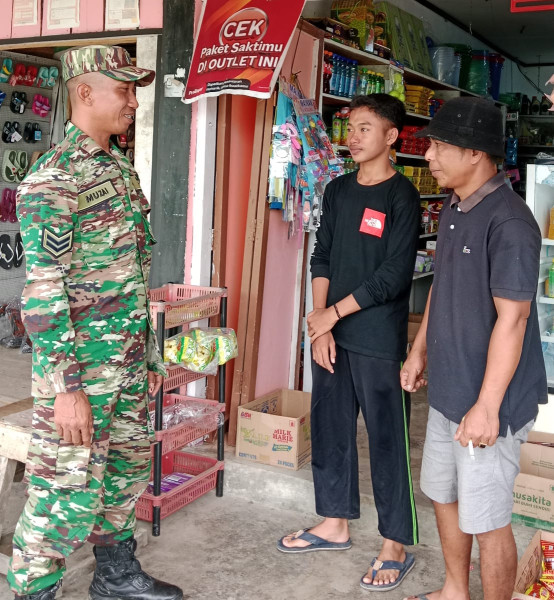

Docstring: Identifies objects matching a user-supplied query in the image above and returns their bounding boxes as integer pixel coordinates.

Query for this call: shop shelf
[397,152,427,160]
[322,92,352,105]
[149,394,225,454]
[324,39,394,69]
[149,284,226,329]
[413,271,434,280]
[163,364,206,392]
[136,452,224,522]
[406,111,432,120]
[539,296,554,305]
[419,233,437,239]
[420,194,448,198]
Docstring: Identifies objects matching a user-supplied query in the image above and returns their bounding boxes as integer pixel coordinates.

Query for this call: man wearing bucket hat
[8,45,183,600]
[401,97,547,600]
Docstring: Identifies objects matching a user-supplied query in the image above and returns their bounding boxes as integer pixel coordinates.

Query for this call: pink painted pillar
[0,0,13,38]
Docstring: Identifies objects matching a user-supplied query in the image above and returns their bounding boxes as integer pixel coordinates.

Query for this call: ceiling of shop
[415,0,554,66]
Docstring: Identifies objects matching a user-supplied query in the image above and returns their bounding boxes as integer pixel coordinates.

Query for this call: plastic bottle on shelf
[357,68,368,96]
[531,96,541,115]
[549,205,554,239]
[337,57,345,97]
[331,112,342,144]
[549,259,554,299]
[541,94,552,115]
[346,59,355,97]
[521,94,530,115]
[329,54,338,95]
[349,60,358,98]
[323,52,331,94]
[340,108,350,145]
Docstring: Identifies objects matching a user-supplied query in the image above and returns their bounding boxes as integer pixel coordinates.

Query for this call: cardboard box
[408,312,423,344]
[374,2,413,68]
[513,529,554,598]
[235,389,311,470]
[512,432,554,532]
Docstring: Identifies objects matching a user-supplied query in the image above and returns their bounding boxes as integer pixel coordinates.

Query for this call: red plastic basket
[149,394,225,454]
[163,364,207,392]
[136,452,223,522]
[149,284,226,329]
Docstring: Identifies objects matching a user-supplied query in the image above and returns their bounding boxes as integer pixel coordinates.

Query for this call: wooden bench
[0,397,33,575]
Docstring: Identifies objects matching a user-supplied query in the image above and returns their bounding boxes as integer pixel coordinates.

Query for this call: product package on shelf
[163,327,238,375]
[331,0,376,53]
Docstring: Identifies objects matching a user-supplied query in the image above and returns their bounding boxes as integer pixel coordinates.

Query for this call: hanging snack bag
[213,328,238,365]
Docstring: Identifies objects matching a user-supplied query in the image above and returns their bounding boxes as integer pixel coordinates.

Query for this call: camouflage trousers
[8,376,151,595]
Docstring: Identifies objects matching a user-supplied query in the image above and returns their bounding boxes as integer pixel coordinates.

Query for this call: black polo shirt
[427,172,547,436]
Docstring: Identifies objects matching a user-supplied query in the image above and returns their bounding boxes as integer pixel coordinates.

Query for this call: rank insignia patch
[41,227,74,258]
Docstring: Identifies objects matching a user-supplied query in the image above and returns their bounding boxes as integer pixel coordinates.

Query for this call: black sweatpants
[311,344,419,546]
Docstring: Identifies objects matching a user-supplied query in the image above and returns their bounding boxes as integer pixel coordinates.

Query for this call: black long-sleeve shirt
[311,171,420,361]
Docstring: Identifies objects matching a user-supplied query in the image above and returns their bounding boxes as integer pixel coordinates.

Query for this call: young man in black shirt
[278,94,421,592]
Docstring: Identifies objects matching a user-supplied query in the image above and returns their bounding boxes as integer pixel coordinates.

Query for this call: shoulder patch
[41,227,74,258]
[78,180,118,212]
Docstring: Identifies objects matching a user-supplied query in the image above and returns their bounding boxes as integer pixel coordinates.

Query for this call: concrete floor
[0,389,539,600]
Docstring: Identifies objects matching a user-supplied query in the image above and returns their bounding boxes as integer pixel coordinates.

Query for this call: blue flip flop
[360,552,415,592]
[277,529,352,554]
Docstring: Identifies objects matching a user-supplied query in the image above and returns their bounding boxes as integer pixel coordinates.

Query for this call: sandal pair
[0,58,13,83]
[32,94,51,117]
[35,66,58,88]
[0,233,23,270]
[0,188,18,221]
[2,121,22,143]
[23,123,41,143]
[10,91,27,115]
[2,150,28,182]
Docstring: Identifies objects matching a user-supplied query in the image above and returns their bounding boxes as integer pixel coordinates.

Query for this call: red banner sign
[511,0,554,11]
[183,0,306,103]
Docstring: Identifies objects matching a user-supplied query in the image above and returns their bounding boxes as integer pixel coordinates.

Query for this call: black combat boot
[15,580,61,599]
[89,537,183,600]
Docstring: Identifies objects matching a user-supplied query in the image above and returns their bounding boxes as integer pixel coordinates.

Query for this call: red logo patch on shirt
[359,208,386,238]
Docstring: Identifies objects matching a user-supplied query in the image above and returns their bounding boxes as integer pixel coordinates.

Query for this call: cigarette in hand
[468,439,475,461]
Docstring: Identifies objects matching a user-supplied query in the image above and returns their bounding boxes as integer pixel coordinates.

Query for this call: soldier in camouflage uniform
[8,46,183,600]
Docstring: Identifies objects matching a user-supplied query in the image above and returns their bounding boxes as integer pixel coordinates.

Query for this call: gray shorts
[420,407,533,535]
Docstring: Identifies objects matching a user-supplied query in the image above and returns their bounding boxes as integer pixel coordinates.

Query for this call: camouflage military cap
[60,45,155,86]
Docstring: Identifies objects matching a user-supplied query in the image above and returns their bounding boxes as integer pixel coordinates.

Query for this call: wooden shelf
[520,114,554,120]
[322,92,351,105]
[324,39,394,69]
[406,111,432,121]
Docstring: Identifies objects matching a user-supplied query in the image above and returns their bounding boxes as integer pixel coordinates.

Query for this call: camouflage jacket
[17,122,165,399]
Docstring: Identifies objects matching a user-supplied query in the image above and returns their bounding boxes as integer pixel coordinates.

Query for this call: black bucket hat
[414,97,505,157]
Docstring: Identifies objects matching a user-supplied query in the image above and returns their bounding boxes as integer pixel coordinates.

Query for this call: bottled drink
[332,112,342,144]
[330,54,339,95]
[549,205,554,239]
[335,56,345,96]
[548,259,554,299]
[357,68,368,96]
[541,94,552,115]
[521,94,530,115]
[349,60,358,98]
[531,96,540,115]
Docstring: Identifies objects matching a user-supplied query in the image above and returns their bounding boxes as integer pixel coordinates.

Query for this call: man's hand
[400,349,427,392]
[454,402,500,448]
[312,332,336,373]
[54,390,94,447]
[307,307,338,343]
[148,370,164,398]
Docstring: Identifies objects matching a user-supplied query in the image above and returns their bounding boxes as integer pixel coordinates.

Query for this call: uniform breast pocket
[78,199,135,269]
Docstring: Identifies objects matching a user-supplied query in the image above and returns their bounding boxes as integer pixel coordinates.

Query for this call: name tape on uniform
[78,180,118,212]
